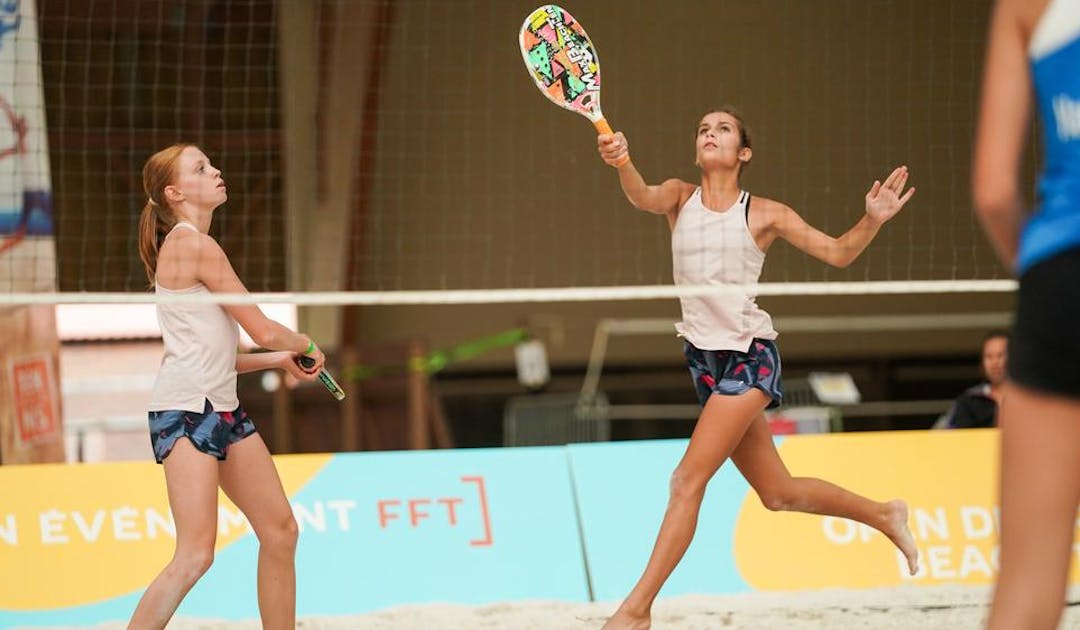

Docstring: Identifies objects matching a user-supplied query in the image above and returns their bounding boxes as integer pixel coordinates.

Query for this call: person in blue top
[974,0,1080,627]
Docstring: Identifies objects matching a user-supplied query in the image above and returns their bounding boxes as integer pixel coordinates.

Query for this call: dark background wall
[37,1,1014,427]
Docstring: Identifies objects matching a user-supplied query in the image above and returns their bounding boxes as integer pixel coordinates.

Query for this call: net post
[407,339,430,450]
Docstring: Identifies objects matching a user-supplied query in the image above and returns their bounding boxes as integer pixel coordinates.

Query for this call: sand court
[45,585,1080,630]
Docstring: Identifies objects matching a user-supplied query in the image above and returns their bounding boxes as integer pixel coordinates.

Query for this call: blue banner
[568,440,754,601]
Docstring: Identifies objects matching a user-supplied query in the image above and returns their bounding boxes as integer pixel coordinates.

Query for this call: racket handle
[593,118,629,167]
[298,355,347,401]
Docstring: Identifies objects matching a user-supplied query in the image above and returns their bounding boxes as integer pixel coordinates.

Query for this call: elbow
[827,240,856,268]
[626,194,649,212]
[974,198,1018,224]
[972,179,1019,221]
[831,255,855,269]
[249,323,277,350]
[625,190,658,214]
[629,198,666,215]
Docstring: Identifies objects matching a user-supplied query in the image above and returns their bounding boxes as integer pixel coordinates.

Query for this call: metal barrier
[503,392,610,447]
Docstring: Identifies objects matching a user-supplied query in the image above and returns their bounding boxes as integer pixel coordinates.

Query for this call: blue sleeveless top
[1019,0,1080,274]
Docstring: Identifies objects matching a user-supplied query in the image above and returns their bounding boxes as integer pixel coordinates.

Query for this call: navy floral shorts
[148,399,257,464]
[684,339,784,409]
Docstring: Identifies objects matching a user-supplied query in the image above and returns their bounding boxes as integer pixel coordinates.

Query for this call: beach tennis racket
[298,355,346,401]
[519,4,628,166]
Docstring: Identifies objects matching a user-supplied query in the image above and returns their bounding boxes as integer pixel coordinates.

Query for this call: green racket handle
[298,355,346,401]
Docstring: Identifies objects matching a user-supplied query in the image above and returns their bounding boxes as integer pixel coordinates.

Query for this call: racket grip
[298,355,347,401]
[593,118,614,135]
[593,118,630,167]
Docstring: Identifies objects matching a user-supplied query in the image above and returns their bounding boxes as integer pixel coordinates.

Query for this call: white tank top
[148,222,240,413]
[672,188,778,352]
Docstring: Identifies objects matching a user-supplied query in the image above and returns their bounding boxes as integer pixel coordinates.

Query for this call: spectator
[943,330,1009,429]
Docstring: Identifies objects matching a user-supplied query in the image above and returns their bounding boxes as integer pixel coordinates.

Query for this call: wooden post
[407,340,429,450]
[0,305,65,464]
[429,388,454,449]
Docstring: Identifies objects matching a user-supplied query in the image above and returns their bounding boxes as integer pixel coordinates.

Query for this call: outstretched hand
[865,166,915,224]
[598,132,630,167]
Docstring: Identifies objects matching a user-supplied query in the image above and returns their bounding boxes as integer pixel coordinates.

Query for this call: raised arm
[972,0,1030,269]
[766,166,915,268]
[598,132,690,218]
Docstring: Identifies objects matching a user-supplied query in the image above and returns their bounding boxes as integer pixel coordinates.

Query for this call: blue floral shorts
[684,339,784,409]
[148,399,257,464]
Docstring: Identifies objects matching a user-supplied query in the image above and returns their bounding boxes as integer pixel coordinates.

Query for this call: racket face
[519,5,603,122]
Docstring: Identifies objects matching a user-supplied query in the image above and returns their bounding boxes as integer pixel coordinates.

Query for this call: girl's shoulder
[160,225,215,256]
[668,179,698,209]
[748,195,792,217]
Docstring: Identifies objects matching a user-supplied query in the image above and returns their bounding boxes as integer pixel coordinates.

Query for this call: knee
[668,466,708,503]
[757,484,796,512]
[758,489,790,512]
[259,513,299,556]
[172,546,214,585]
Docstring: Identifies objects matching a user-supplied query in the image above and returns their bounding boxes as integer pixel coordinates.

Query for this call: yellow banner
[0,455,329,610]
[732,429,1077,589]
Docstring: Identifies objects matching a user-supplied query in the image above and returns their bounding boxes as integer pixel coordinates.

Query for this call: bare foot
[882,499,919,575]
[601,608,651,630]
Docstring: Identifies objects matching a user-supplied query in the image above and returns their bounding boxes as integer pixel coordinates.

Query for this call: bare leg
[603,390,769,630]
[219,434,299,630]
[128,440,218,629]
[987,384,1080,630]
[731,413,918,574]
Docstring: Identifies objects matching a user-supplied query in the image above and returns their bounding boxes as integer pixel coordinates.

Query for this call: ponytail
[137,198,176,285]
[138,143,195,287]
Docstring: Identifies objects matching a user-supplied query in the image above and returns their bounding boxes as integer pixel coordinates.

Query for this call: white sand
[51,585,1080,629]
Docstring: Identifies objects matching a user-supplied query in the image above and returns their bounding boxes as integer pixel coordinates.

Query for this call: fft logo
[376,475,493,546]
